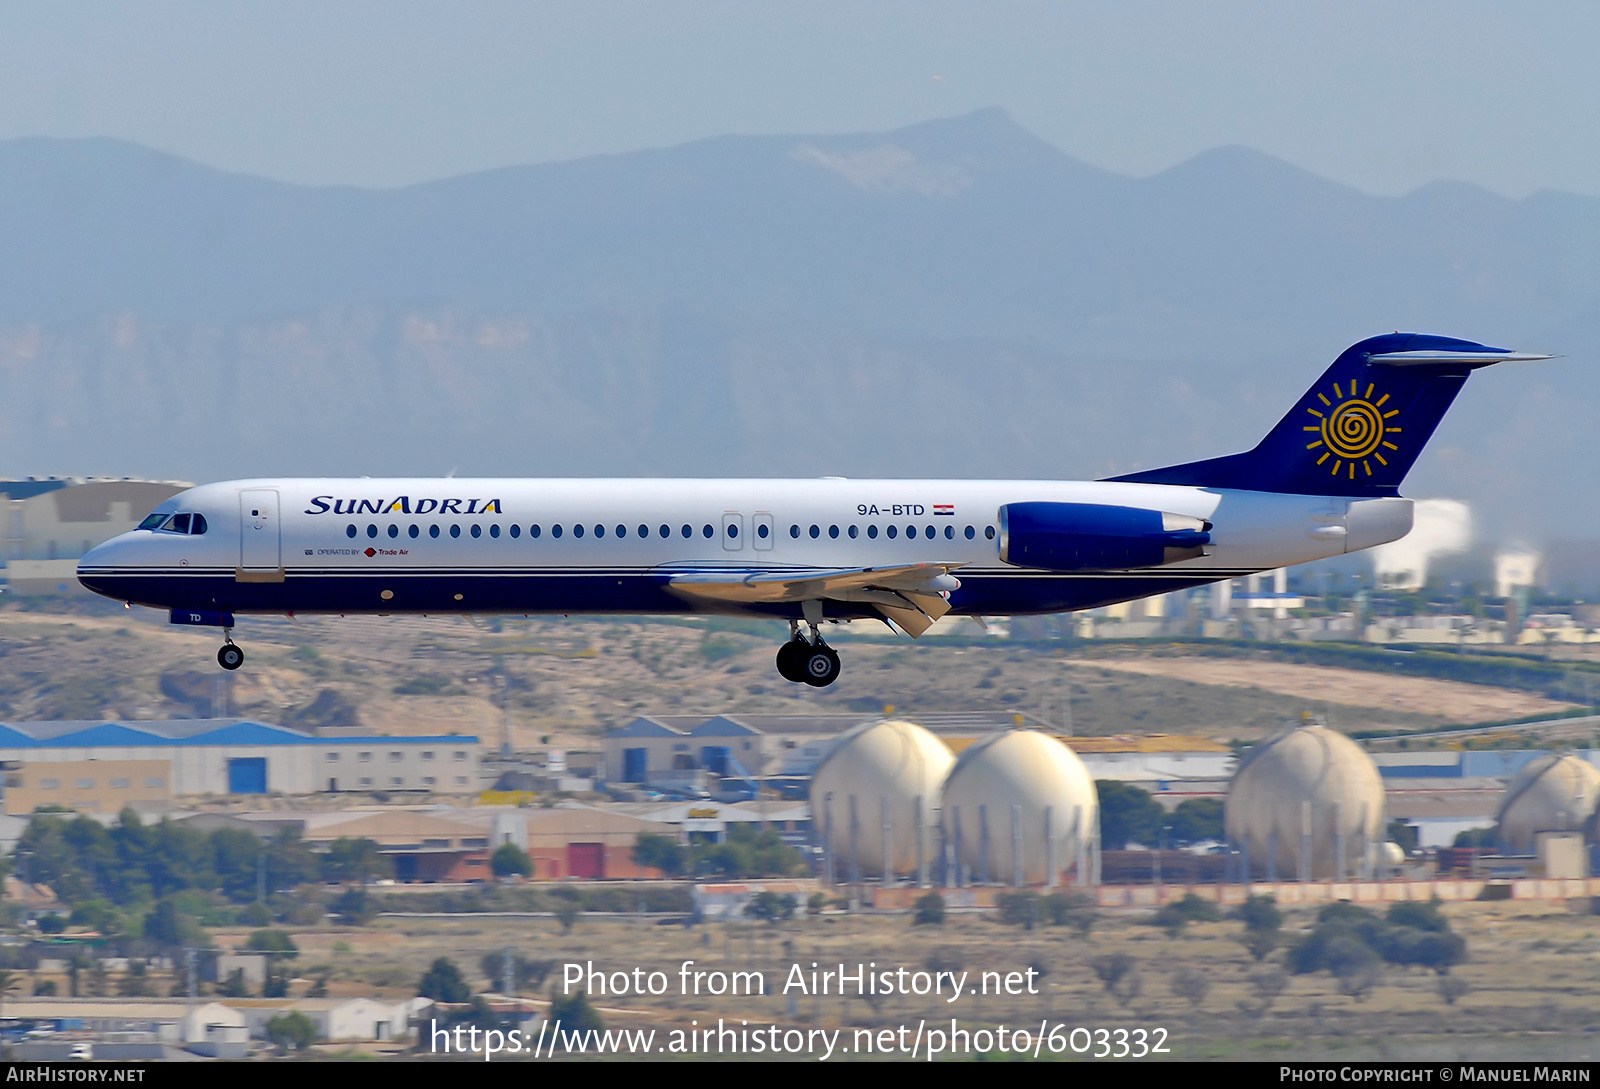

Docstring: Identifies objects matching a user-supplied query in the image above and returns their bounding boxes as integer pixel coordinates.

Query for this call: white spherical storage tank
[939,729,1098,886]
[1497,752,1600,853]
[1224,722,1385,880]
[809,719,954,879]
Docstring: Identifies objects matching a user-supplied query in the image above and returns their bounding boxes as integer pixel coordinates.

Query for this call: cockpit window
[153,512,207,535]
[138,513,168,531]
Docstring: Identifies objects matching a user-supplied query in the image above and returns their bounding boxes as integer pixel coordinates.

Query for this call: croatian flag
[934,504,954,516]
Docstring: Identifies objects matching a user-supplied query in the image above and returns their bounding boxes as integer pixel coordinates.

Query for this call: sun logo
[1303,380,1400,479]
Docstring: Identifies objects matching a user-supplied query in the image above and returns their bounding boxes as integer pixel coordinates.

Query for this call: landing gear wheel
[776,640,807,683]
[218,644,244,671]
[801,644,841,687]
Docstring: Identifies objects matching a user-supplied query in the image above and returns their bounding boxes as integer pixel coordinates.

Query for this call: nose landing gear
[217,630,244,671]
[775,619,840,687]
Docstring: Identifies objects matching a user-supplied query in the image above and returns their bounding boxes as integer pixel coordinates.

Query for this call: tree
[217,968,250,998]
[266,1010,317,1052]
[913,892,946,927]
[246,929,299,957]
[1387,820,1419,855]
[1236,894,1283,934]
[117,960,155,997]
[1170,966,1210,1008]
[1090,953,1138,1006]
[745,891,796,923]
[632,834,687,878]
[692,824,805,878]
[1043,891,1096,936]
[0,970,19,1018]
[1454,827,1497,848]
[490,843,533,879]
[1247,967,1288,1013]
[1169,799,1224,846]
[1095,781,1165,849]
[554,902,581,933]
[320,838,393,885]
[1150,893,1221,937]
[331,886,375,926]
[480,953,555,994]
[143,899,207,950]
[418,958,471,1004]
[996,891,1042,928]
[548,988,604,1033]
[1437,975,1470,1006]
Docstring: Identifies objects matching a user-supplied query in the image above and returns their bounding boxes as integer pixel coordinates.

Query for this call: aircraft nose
[77,532,136,597]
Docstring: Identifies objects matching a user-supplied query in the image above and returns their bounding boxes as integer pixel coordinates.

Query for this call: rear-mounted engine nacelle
[998,502,1212,571]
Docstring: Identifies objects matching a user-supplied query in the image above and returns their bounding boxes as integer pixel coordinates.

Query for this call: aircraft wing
[667,562,964,637]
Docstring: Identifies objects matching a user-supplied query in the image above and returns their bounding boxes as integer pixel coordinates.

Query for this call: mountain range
[1,108,1596,551]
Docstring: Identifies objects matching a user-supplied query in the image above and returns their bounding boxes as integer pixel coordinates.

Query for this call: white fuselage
[78,477,1412,624]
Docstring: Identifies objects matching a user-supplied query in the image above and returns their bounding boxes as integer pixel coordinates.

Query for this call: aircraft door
[238,488,282,579]
[752,512,774,551]
[722,512,744,551]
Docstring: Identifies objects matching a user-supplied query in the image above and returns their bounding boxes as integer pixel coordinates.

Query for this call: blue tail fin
[1109,333,1546,497]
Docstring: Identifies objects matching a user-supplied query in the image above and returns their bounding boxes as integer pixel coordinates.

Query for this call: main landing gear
[775,619,840,687]
[217,630,245,671]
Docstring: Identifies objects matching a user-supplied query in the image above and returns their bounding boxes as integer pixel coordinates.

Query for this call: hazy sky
[3,1,1597,198]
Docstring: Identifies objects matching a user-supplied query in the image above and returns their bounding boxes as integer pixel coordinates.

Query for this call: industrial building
[2,477,188,594]
[0,718,482,810]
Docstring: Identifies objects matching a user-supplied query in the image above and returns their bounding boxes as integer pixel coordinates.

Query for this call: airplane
[78,333,1549,687]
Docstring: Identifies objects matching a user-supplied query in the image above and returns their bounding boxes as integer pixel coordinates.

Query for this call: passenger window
[553,525,563,538]
[347,524,357,538]
[681,525,692,538]
[530,525,541,538]
[490,524,500,538]
[367,524,377,538]
[944,525,953,539]
[828,525,838,538]
[190,514,208,535]
[574,524,585,538]
[388,524,398,538]
[848,525,858,539]
[470,524,481,538]
[887,525,898,539]
[409,525,420,538]
[965,525,975,539]
[809,525,819,539]
[638,525,648,538]
[868,525,878,539]
[510,524,520,538]
[986,526,996,539]
[727,523,738,539]
[430,525,440,538]
[659,525,670,538]
[906,525,917,539]
[702,524,713,538]
[758,523,769,539]
[790,525,800,538]
[594,524,604,538]
[450,525,461,538]
[926,525,935,538]
[617,524,627,538]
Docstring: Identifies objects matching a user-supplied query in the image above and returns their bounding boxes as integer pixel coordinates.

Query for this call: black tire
[775,640,807,683]
[218,644,244,671]
[802,644,841,687]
